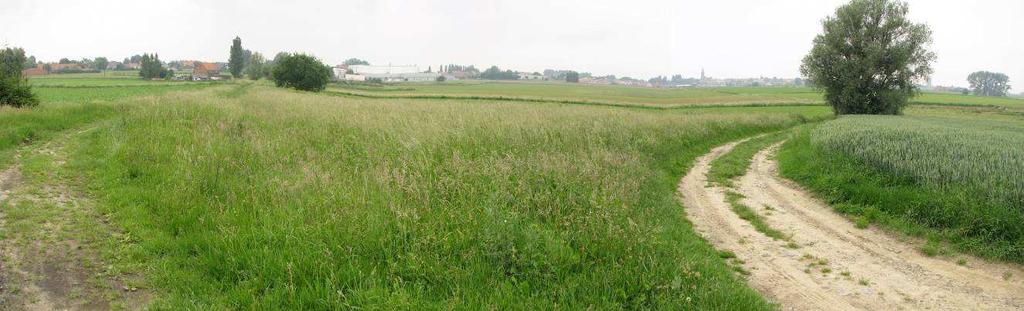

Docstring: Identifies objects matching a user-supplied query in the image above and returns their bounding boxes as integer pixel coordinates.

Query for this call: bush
[0,76,39,108]
[271,53,331,92]
[0,47,38,108]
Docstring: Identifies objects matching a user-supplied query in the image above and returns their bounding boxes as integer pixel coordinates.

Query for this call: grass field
[6,76,1024,308]
[778,110,1024,262]
[329,80,1024,110]
[3,79,833,309]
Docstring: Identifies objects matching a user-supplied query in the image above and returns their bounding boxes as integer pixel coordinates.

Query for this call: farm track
[679,140,1024,310]
[0,126,147,311]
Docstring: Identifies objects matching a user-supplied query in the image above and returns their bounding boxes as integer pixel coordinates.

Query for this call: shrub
[0,47,38,108]
[271,53,331,92]
[0,76,39,108]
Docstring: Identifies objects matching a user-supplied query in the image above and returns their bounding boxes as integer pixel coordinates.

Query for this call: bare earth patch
[679,141,1024,310]
[0,131,149,310]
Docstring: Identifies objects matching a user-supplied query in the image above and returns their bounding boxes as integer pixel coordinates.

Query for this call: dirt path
[0,129,148,310]
[679,140,1024,310]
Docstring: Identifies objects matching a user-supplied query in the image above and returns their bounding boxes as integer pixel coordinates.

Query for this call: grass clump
[724,191,790,242]
[707,131,788,187]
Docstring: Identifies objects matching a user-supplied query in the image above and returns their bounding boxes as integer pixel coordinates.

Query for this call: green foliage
[93,57,109,71]
[1,47,39,108]
[708,131,787,187]
[480,66,520,80]
[967,71,1011,97]
[778,114,1024,262]
[801,0,935,115]
[342,58,369,66]
[566,71,580,83]
[1,47,28,78]
[271,53,332,92]
[229,36,245,78]
[1,76,39,108]
[246,52,265,80]
[138,53,169,80]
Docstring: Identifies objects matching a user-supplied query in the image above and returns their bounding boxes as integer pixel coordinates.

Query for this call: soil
[679,141,1024,310]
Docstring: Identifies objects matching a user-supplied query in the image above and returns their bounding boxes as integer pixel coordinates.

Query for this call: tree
[94,57,109,71]
[0,47,38,108]
[139,53,169,80]
[967,71,1010,97]
[566,71,580,83]
[246,52,266,80]
[480,66,520,80]
[343,58,369,66]
[229,36,245,78]
[800,0,935,115]
[23,55,36,69]
[271,53,332,92]
[59,58,73,64]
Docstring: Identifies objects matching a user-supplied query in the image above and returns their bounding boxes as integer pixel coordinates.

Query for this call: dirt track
[679,141,1024,310]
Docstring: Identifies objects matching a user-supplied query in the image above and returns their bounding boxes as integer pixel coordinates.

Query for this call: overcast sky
[2,0,1021,90]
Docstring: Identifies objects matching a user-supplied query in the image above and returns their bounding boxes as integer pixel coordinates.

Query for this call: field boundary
[324,89,826,110]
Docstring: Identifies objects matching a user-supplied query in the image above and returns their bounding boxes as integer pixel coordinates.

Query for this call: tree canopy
[139,53,170,80]
[801,0,935,115]
[271,53,332,92]
[480,66,519,80]
[343,58,370,66]
[229,36,245,78]
[566,71,580,83]
[967,71,1011,97]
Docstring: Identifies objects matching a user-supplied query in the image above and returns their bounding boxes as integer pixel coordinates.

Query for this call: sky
[2,0,1021,91]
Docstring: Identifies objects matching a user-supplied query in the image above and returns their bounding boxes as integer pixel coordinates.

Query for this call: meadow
[329,80,1024,110]
[6,74,1024,308]
[777,110,1024,262]
[4,77,835,309]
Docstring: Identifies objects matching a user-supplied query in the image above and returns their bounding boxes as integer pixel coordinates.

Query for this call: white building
[339,64,440,82]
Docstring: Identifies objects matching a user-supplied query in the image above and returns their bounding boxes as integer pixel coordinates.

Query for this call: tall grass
[778,114,1024,262]
[61,84,829,309]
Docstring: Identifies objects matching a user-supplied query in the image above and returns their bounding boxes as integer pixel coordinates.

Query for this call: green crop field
[329,80,1024,110]
[778,110,1024,262]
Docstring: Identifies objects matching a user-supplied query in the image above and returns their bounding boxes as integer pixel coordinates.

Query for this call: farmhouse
[21,64,48,76]
[193,62,221,80]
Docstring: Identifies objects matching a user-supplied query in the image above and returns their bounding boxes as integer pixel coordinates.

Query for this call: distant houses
[192,62,221,80]
[336,64,440,82]
[21,64,48,77]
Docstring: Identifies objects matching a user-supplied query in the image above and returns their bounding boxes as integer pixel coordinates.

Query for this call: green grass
[43,83,831,309]
[724,192,790,241]
[707,131,789,187]
[328,81,1024,110]
[777,112,1024,263]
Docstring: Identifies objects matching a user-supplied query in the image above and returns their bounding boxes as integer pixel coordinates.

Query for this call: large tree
[967,71,1010,97]
[229,36,245,78]
[94,57,109,71]
[801,0,935,115]
[271,53,332,92]
[246,52,266,80]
